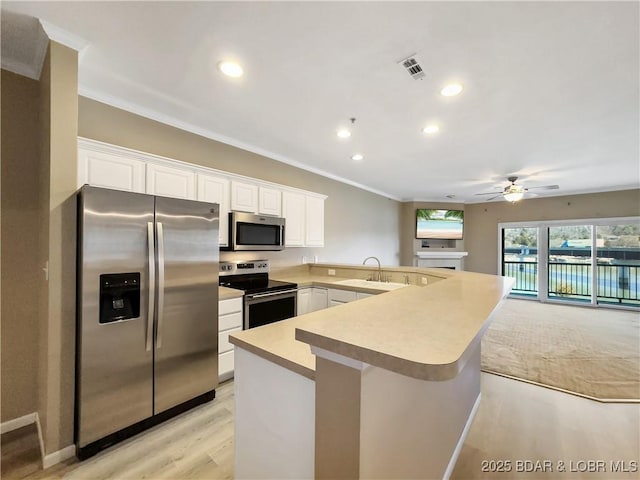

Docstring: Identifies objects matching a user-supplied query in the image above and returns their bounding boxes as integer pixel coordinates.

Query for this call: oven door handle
[245,289,298,300]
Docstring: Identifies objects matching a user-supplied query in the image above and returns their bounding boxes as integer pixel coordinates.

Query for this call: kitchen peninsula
[229,264,513,480]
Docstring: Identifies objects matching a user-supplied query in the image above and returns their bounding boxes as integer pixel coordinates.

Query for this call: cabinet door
[309,288,328,312]
[356,292,374,300]
[305,196,325,247]
[259,187,282,216]
[219,350,234,380]
[282,191,305,246]
[297,288,311,315]
[328,289,357,303]
[231,181,258,213]
[198,174,230,246]
[78,149,145,193]
[146,163,195,199]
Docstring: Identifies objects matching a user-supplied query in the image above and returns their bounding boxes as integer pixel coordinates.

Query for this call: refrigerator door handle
[146,222,156,352]
[156,222,165,349]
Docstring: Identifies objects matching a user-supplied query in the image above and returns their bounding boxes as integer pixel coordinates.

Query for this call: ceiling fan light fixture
[504,191,524,203]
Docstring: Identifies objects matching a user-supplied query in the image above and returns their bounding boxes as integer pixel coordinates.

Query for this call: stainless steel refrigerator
[76,186,219,459]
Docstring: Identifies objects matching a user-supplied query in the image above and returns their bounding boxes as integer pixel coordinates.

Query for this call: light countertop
[229,265,513,381]
[219,285,244,301]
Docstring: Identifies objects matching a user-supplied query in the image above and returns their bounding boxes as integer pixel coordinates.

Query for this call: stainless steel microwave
[226,211,285,251]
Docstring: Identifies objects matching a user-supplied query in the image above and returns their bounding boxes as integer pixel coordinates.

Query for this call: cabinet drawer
[219,350,234,378]
[328,289,357,303]
[219,311,243,331]
[219,327,242,354]
[219,297,243,316]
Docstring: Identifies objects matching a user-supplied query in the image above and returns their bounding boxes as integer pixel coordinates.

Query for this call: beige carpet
[482,299,640,402]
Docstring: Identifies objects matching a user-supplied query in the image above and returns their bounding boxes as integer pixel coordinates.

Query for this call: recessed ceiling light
[441,83,463,97]
[422,125,440,135]
[351,154,364,161]
[337,129,351,138]
[218,61,243,78]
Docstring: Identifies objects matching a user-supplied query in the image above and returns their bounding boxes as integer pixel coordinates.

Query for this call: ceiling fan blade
[474,191,503,196]
[527,184,559,190]
[485,194,503,201]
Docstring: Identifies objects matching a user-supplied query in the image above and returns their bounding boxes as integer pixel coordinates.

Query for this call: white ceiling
[2,1,639,202]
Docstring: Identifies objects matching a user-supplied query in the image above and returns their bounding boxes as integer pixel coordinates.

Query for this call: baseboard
[0,412,38,434]
[43,444,76,469]
[443,393,482,480]
[1,412,76,469]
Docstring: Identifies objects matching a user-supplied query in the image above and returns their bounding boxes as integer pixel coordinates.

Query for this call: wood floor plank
[3,375,639,480]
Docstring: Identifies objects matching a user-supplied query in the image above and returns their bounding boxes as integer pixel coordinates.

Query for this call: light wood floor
[2,375,638,479]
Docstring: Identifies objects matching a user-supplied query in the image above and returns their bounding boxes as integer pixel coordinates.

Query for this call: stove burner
[219,260,297,294]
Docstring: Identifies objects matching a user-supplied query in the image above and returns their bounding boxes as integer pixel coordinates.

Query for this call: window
[499,218,639,308]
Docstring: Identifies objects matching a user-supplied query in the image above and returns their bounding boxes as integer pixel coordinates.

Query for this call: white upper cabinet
[78,148,145,193]
[259,186,282,216]
[282,191,306,246]
[77,138,326,249]
[231,181,258,213]
[146,163,195,199]
[305,195,325,247]
[197,174,230,246]
[282,191,326,247]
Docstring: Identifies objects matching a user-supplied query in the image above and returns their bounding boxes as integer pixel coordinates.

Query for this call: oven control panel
[219,260,269,276]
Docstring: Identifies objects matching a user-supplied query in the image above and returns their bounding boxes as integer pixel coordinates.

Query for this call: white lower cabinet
[327,288,376,307]
[297,287,328,315]
[311,288,328,311]
[219,297,243,381]
[327,288,357,307]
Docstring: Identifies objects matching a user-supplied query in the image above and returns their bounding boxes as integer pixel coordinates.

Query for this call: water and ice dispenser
[99,273,141,323]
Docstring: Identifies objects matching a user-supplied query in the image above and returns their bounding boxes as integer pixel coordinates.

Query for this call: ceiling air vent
[400,56,425,80]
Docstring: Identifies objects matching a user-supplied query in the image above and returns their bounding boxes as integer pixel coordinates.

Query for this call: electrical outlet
[421,277,428,285]
[328,269,336,276]
[313,255,319,263]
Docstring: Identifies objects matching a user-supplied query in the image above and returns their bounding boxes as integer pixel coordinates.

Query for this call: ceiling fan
[475,176,559,203]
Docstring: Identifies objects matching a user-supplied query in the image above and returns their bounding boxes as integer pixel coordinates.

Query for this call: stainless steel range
[219,260,297,329]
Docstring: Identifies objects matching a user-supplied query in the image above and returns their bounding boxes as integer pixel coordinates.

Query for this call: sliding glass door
[548,225,592,303]
[500,218,639,309]
[502,227,539,297]
[595,223,640,306]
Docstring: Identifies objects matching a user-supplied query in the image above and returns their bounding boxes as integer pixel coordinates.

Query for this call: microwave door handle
[146,222,155,352]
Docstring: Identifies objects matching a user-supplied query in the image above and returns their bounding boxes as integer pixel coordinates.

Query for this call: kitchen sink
[333,278,408,291]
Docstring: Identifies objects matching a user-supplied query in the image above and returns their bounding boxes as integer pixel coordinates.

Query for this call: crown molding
[78,85,402,202]
[0,19,48,80]
[39,19,90,60]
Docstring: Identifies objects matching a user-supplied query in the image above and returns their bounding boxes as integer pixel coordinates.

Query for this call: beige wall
[43,41,78,454]
[0,44,78,457]
[77,97,402,267]
[464,189,640,274]
[1,70,42,422]
[399,201,465,266]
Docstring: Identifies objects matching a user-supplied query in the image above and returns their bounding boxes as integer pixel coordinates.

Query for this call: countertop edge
[229,335,316,381]
[294,328,462,381]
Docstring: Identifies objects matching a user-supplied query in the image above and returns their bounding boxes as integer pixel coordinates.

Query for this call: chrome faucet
[362,256,382,282]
